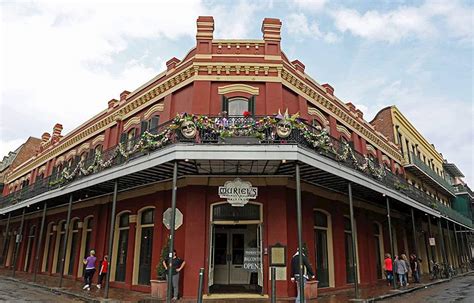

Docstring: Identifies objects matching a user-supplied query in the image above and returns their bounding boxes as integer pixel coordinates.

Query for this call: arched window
[53,220,66,273]
[78,216,93,278]
[112,212,130,282]
[66,219,80,276]
[94,145,103,156]
[42,222,55,272]
[373,222,385,279]
[313,210,334,288]
[312,119,323,130]
[133,208,155,285]
[127,128,137,150]
[23,225,36,272]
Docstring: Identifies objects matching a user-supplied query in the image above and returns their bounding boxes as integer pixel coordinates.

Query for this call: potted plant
[151,244,169,299]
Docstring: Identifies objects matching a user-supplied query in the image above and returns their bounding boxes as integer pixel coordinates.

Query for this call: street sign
[162,208,183,230]
[429,237,436,246]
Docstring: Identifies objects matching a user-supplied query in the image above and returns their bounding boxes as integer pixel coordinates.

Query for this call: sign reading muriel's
[218,178,258,207]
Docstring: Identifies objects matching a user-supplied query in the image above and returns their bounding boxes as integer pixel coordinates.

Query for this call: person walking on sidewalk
[162,250,186,301]
[401,254,410,286]
[410,254,420,283]
[97,255,109,289]
[290,248,315,303]
[384,253,393,286]
[82,249,97,291]
[394,255,408,288]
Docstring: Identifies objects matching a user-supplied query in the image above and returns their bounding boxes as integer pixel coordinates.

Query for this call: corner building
[0,17,472,300]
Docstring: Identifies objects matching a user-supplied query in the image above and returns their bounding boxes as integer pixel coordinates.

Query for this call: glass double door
[213,229,248,285]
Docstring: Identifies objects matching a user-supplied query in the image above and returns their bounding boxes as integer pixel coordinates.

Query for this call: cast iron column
[1,212,11,266]
[410,208,419,259]
[386,196,396,289]
[12,207,26,277]
[348,183,358,297]
[453,223,462,272]
[295,163,304,303]
[460,227,466,267]
[59,194,73,287]
[166,161,178,303]
[427,215,436,263]
[437,218,448,269]
[105,179,119,298]
[33,202,48,282]
[445,219,452,267]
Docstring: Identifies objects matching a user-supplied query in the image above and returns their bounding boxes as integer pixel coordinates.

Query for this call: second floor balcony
[404,152,455,197]
[0,114,471,228]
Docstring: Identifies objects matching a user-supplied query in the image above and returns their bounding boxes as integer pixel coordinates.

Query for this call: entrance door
[213,229,248,285]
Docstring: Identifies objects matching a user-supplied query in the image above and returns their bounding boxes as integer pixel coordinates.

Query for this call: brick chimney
[120,90,130,102]
[166,57,181,71]
[261,18,282,56]
[322,83,334,96]
[108,98,119,110]
[51,123,63,143]
[196,16,214,54]
[291,59,305,73]
[41,132,51,145]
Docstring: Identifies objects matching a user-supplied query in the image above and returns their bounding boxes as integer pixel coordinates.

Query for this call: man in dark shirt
[163,250,186,300]
[290,248,315,303]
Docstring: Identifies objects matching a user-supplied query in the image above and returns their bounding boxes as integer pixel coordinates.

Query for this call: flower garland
[49,112,386,186]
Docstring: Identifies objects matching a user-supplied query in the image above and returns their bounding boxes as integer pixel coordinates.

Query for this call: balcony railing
[453,184,474,197]
[0,114,471,227]
[408,152,455,194]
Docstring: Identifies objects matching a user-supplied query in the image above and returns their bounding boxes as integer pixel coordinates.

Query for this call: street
[0,276,84,302]
[383,274,474,303]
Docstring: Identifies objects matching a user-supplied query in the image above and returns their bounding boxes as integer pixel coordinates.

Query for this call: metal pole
[427,215,436,263]
[460,227,466,267]
[437,218,448,271]
[445,219,452,267]
[105,180,119,299]
[410,208,419,259]
[166,161,179,303]
[295,163,304,303]
[12,207,26,278]
[33,202,48,282]
[271,267,276,303]
[59,194,73,287]
[386,197,396,289]
[1,212,11,266]
[348,183,358,297]
[453,223,462,272]
[197,268,204,303]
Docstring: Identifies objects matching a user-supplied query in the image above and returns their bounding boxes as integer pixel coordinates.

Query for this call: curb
[3,276,102,303]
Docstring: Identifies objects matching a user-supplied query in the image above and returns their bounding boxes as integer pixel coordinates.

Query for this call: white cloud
[291,0,327,12]
[330,0,473,43]
[286,13,339,43]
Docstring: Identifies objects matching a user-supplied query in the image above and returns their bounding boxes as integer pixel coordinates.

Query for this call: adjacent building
[0,17,472,300]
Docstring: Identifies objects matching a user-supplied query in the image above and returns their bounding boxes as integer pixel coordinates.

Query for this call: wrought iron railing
[408,152,455,194]
[453,184,474,197]
[0,115,471,227]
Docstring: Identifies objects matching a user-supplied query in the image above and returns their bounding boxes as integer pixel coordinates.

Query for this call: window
[134,208,155,285]
[312,119,323,130]
[78,216,93,278]
[127,129,137,150]
[23,225,36,272]
[222,96,255,116]
[42,222,55,272]
[54,221,66,273]
[373,222,384,279]
[344,217,356,284]
[66,219,80,275]
[141,115,160,134]
[314,211,332,287]
[114,212,130,282]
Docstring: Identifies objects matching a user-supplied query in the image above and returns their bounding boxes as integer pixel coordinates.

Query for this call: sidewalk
[0,268,472,302]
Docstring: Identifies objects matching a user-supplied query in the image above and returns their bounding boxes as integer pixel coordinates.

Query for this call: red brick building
[0,17,472,301]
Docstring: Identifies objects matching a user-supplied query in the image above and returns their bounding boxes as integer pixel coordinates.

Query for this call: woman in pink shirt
[384,253,393,286]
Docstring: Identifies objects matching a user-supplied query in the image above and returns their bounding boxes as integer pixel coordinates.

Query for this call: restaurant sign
[218,178,258,207]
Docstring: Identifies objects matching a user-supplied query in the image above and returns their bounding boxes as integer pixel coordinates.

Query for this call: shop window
[222,96,255,116]
[53,221,66,274]
[66,219,80,275]
[23,225,36,272]
[42,222,55,272]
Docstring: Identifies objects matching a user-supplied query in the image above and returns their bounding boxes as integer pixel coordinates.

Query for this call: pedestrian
[96,255,109,289]
[384,253,393,286]
[394,255,408,288]
[162,249,186,301]
[82,249,97,291]
[401,254,410,286]
[410,254,420,283]
[290,248,315,303]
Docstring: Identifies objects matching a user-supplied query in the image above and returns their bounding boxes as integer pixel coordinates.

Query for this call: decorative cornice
[218,84,260,95]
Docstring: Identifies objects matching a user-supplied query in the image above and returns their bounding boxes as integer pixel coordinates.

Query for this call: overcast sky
[1,0,472,184]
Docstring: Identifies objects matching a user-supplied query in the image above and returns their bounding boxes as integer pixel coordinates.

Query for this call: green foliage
[157,242,170,280]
